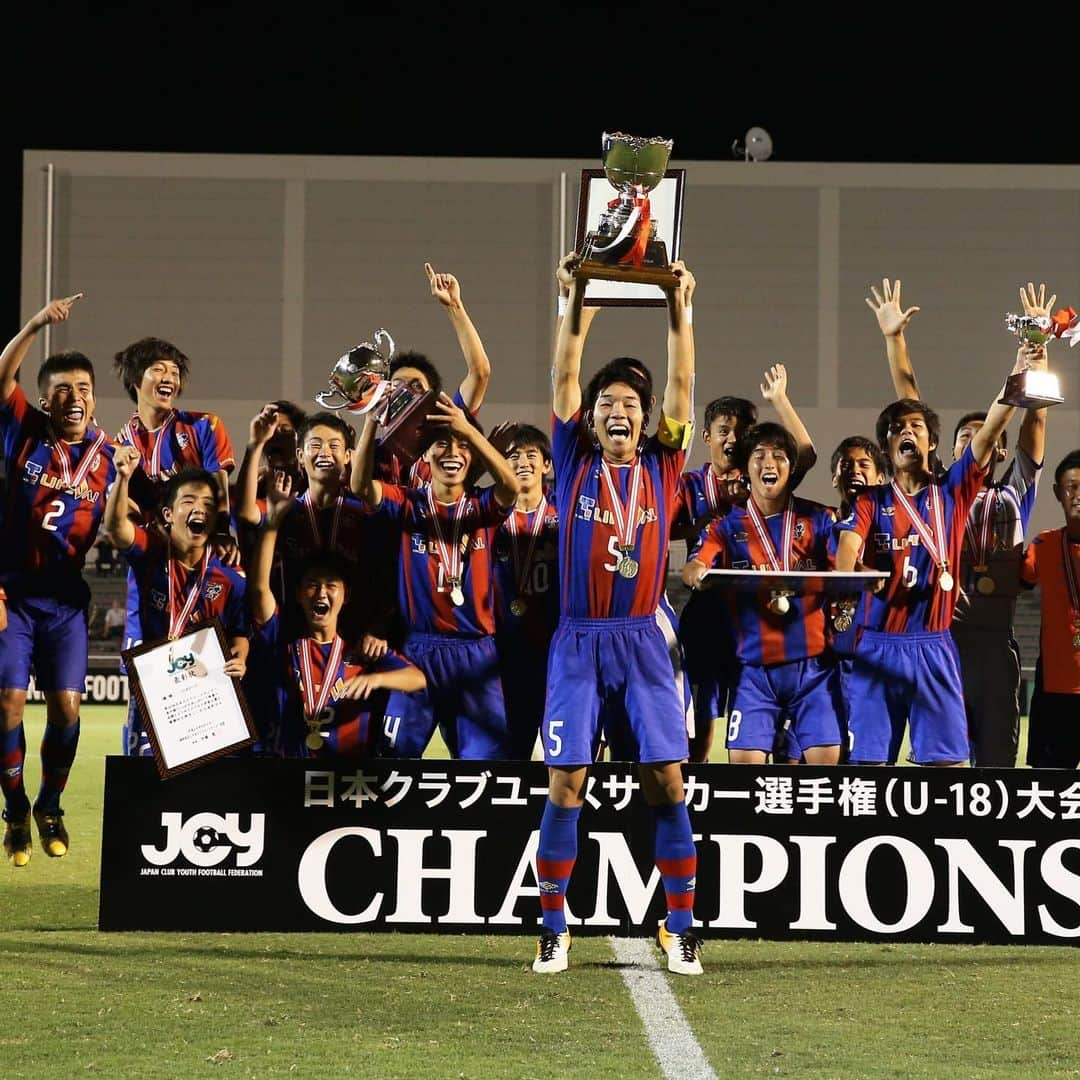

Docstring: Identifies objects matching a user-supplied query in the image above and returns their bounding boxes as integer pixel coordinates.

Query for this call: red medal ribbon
[745,497,796,572]
[600,459,643,557]
[1062,531,1080,623]
[426,487,469,591]
[964,487,998,568]
[302,492,343,549]
[507,497,549,599]
[167,547,210,640]
[295,635,344,723]
[124,410,176,479]
[890,479,950,580]
[49,427,107,491]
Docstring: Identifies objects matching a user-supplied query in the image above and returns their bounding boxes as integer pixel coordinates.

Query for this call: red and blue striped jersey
[692,497,836,665]
[552,412,686,620]
[674,463,736,534]
[0,386,116,585]
[254,611,410,757]
[115,408,235,515]
[492,501,560,647]
[377,483,510,636]
[834,445,987,635]
[124,526,248,643]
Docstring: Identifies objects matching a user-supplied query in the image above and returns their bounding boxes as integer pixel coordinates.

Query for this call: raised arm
[425,263,491,413]
[235,404,281,526]
[0,295,83,403]
[426,394,521,508]
[760,363,817,478]
[1016,281,1055,465]
[661,261,695,425]
[248,472,293,626]
[552,253,599,422]
[866,278,921,400]
[971,343,1037,468]
[103,445,140,549]
[349,414,383,508]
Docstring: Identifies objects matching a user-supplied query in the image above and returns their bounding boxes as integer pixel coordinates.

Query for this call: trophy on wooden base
[999,311,1069,409]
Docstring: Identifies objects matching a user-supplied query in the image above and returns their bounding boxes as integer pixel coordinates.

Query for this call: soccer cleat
[2,810,32,867]
[532,929,571,973]
[32,807,69,858]
[657,920,704,976]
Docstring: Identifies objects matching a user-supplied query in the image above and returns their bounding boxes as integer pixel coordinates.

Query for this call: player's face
[832,447,883,500]
[593,382,643,462]
[506,445,549,495]
[425,434,472,487]
[297,573,346,633]
[299,425,350,482]
[704,413,742,473]
[953,418,1004,464]
[391,366,431,394]
[138,359,183,411]
[746,443,791,502]
[40,369,95,441]
[163,483,217,548]
[263,430,300,483]
[887,411,936,473]
[1054,468,1080,529]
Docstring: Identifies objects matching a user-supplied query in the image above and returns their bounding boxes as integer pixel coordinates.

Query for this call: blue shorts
[847,629,968,765]
[495,632,549,759]
[385,634,508,760]
[728,654,842,754]
[545,615,688,767]
[0,595,89,693]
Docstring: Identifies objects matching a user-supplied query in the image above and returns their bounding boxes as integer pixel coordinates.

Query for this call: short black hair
[875,399,941,454]
[704,396,757,433]
[295,549,353,590]
[503,423,552,462]
[113,337,190,403]
[736,422,798,473]
[37,350,95,395]
[297,411,355,451]
[830,435,887,477]
[160,468,217,510]
[1054,449,1080,487]
[953,410,1007,452]
[390,351,443,396]
[417,409,484,458]
[583,358,653,425]
[269,400,307,431]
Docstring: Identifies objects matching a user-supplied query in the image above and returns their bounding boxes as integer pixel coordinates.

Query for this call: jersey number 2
[41,499,65,532]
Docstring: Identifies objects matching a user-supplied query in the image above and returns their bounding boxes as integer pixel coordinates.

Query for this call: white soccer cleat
[656,920,703,976]
[532,929,571,973]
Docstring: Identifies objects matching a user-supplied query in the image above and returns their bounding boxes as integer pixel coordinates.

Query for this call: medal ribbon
[50,427,106,491]
[507,497,548,597]
[890,479,949,575]
[600,459,643,557]
[303,492,343,549]
[167,547,210,640]
[616,185,651,268]
[704,467,720,514]
[964,487,999,567]
[124,410,176,479]
[745,496,796,572]
[1062,531,1080,622]
[426,487,469,587]
[295,635,344,723]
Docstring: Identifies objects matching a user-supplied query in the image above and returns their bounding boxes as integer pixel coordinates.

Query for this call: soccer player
[682,423,842,764]
[868,278,1049,766]
[532,252,701,976]
[104,457,249,756]
[491,423,560,759]
[1020,450,1080,768]
[351,393,520,759]
[0,294,115,866]
[834,341,1037,765]
[248,475,425,758]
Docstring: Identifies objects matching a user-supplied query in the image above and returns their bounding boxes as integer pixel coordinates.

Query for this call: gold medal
[832,612,853,633]
[939,569,954,593]
[305,729,324,751]
[618,556,639,580]
[510,598,527,616]
[976,575,995,596]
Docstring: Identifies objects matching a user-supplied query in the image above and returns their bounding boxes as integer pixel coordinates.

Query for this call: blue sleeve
[551,412,585,501]
[224,575,249,638]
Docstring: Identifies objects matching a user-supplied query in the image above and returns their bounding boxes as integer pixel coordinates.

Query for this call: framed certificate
[122,619,256,779]
[574,167,686,307]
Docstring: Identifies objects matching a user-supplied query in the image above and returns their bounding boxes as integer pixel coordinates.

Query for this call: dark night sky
[1,6,1066,327]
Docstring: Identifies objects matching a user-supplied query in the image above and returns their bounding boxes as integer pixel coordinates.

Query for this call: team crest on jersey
[794,522,806,541]
[410,534,429,555]
[576,494,597,522]
[882,507,895,517]
[734,532,748,543]
[151,589,168,611]
[204,582,223,601]
[23,460,42,485]
[176,433,190,450]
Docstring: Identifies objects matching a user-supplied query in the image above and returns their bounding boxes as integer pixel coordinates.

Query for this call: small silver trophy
[1001,314,1065,409]
[315,328,397,414]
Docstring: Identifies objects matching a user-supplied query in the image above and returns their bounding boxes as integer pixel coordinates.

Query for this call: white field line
[609,936,716,1080]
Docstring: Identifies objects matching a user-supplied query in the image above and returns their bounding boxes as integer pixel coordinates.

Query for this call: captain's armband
[656,412,694,451]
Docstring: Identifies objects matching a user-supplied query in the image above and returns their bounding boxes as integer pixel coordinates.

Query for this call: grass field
[1,706,1075,1079]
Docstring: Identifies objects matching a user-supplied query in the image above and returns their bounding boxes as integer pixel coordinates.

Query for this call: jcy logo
[141,812,265,867]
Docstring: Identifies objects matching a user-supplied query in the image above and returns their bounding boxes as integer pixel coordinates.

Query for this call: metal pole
[559,170,567,256]
[43,163,55,358]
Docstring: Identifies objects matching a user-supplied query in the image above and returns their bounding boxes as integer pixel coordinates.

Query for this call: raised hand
[425,392,473,439]
[114,444,141,481]
[667,260,695,307]
[760,363,789,404]
[487,420,516,458]
[1019,282,1057,320]
[249,403,280,446]
[30,293,84,331]
[556,251,582,290]
[865,278,920,338]
[359,633,389,661]
[425,263,461,308]
[265,469,294,526]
